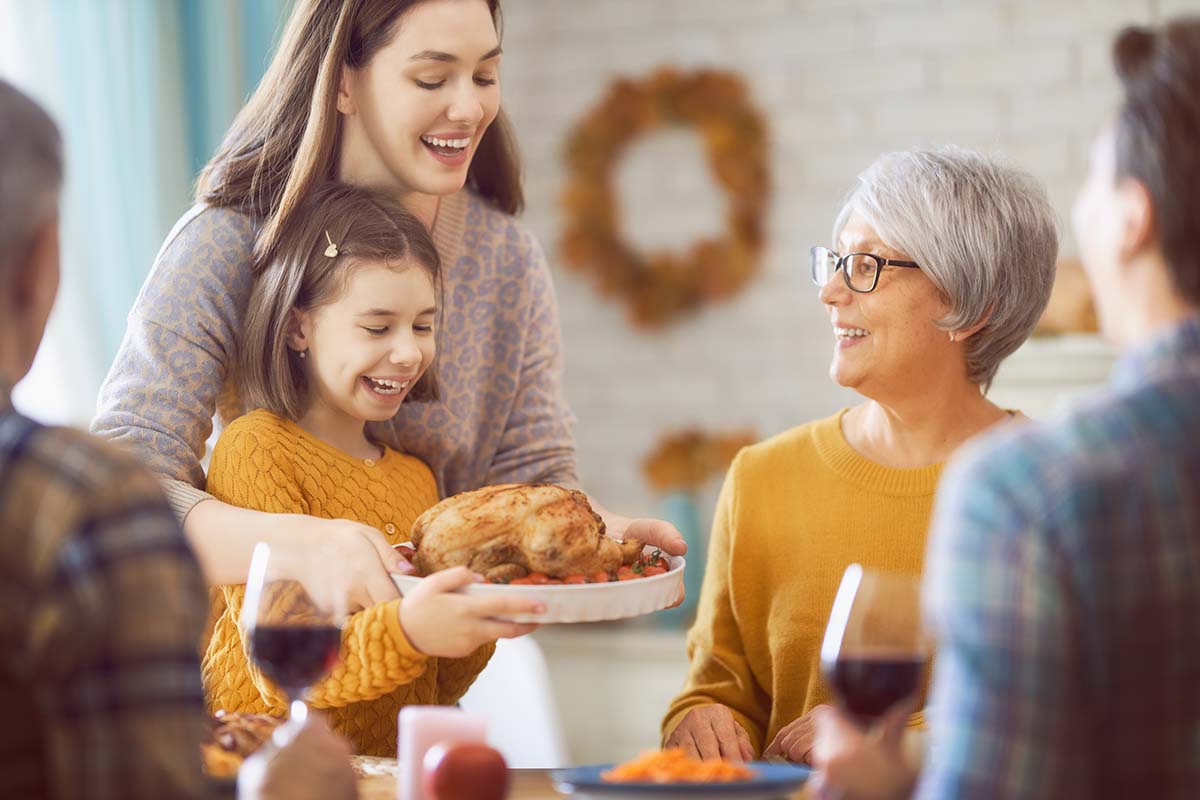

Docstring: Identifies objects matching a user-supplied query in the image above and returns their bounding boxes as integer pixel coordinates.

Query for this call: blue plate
[551,762,811,798]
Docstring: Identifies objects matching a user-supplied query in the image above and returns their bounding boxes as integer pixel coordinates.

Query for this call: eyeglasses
[810,246,921,293]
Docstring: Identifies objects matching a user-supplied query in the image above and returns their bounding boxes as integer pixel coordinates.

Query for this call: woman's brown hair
[240,182,442,421]
[197,0,521,261]
[1112,17,1200,304]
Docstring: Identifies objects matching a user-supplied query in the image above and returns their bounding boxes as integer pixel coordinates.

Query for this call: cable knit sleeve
[233,590,430,710]
[306,602,430,708]
[213,587,430,714]
[91,205,256,492]
[435,643,495,705]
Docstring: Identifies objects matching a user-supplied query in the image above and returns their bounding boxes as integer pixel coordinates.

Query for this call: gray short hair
[833,147,1058,389]
[0,80,62,277]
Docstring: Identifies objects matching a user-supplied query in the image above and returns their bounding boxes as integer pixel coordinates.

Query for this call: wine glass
[819,564,929,726]
[241,542,345,727]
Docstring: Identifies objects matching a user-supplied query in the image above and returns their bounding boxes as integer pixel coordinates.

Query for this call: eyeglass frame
[810,246,922,294]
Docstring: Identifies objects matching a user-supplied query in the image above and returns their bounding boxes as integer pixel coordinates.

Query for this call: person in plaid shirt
[0,80,355,800]
[811,16,1200,800]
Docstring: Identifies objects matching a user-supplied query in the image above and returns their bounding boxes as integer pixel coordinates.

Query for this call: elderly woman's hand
[763,704,833,764]
[664,705,755,762]
[809,703,918,800]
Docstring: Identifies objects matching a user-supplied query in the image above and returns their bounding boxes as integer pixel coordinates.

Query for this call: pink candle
[397,706,488,800]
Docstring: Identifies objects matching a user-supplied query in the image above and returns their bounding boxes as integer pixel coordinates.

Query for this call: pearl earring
[298,350,307,359]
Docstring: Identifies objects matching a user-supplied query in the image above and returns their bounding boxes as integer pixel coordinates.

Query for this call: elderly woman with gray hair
[662,146,1057,764]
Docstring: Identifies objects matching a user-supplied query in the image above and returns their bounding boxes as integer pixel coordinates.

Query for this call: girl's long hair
[197,0,520,262]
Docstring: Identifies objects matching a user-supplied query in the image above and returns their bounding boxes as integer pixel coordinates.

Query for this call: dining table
[353,756,812,799]
[357,766,560,800]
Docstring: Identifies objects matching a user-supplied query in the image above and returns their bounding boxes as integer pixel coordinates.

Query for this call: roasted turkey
[410,483,643,580]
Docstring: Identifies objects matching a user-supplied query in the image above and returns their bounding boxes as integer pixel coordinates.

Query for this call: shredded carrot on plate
[601,748,755,783]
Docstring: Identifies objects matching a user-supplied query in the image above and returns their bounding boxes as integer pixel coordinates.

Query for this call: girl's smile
[361,375,414,397]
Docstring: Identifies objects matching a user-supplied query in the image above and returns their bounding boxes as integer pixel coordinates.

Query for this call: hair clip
[323,230,339,258]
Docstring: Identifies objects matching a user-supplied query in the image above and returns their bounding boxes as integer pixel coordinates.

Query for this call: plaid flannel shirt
[0,386,214,799]
[918,315,1200,799]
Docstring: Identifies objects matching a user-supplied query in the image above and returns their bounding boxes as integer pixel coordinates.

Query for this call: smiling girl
[202,183,543,755]
[92,0,685,610]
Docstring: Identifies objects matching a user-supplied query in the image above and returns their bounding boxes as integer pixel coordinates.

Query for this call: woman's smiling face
[339,0,502,198]
[820,212,957,399]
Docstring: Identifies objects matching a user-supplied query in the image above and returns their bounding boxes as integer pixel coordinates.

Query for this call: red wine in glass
[242,542,345,725]
[827,651,925,719]
[820,564,928,725]
[250,624,341,699]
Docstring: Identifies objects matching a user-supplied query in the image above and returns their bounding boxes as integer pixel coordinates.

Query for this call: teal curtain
[654,490,705,628]
[0,0,291,424]
[179,0,294,177]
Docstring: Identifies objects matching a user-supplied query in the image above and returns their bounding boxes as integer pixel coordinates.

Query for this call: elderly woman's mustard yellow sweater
[202,410,493,756]
[663,410,939,755]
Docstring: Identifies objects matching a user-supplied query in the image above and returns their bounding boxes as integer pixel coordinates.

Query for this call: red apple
[422,740,509,800]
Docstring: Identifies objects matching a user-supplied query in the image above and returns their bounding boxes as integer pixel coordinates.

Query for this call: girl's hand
[281,515,411,613]
[398,566,544,658]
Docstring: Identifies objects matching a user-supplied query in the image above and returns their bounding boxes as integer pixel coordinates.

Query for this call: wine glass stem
[290,697,308,726]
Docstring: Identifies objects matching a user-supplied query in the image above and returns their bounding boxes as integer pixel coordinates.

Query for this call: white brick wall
[498,0,1200,519]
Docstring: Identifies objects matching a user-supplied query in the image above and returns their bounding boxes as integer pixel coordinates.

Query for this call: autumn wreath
[559,67,770,328]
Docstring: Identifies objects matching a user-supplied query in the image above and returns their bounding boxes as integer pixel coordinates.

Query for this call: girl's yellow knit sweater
[663,410,940,755]
[202,410,493,756]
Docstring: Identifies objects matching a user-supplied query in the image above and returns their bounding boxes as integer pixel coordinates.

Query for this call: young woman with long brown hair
[93,0,684,607]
